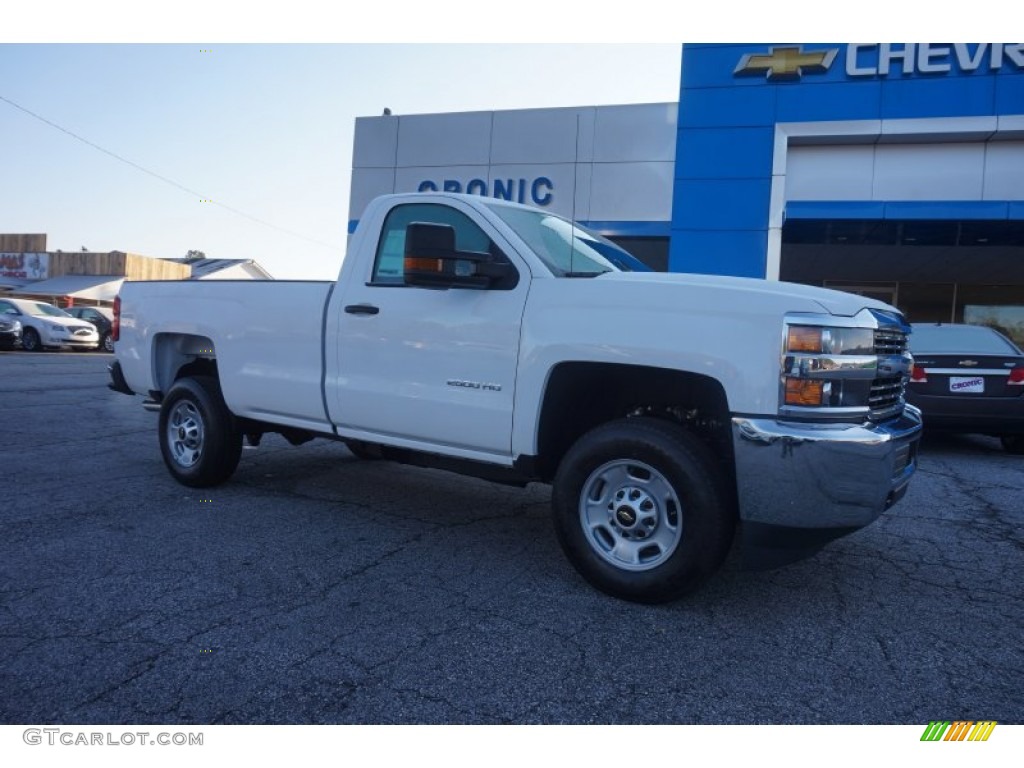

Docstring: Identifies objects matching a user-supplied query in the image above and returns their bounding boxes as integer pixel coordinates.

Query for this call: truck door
[332,201,529,461]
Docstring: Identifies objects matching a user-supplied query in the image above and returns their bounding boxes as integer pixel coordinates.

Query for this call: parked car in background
[0,298,99,352]
[907,323,1024,454]
[66,306,115,353]
[0,314,22,350]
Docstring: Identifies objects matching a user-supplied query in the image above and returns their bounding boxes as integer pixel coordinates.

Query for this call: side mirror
[403,222,513,289]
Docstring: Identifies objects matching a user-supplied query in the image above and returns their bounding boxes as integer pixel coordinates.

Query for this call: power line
[0,93,343,253]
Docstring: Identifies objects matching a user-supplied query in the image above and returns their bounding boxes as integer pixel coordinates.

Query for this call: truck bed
[117,279,336,434]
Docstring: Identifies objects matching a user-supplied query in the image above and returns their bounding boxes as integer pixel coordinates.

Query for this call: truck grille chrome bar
[874,329,908,356]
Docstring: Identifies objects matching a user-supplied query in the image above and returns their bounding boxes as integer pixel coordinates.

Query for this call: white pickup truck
[110,193,922,602]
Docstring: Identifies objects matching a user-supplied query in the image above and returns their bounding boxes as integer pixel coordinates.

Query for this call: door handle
[344,304,379,315]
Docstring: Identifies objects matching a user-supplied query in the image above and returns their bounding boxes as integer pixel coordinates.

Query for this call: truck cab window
[371,203,507,286]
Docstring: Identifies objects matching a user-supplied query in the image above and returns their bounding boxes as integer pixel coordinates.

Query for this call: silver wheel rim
[579,459,683,572]
[104,335,114,352]
[167,400,204,468]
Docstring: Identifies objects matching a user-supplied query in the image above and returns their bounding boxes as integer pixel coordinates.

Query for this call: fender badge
[447,379,502,392]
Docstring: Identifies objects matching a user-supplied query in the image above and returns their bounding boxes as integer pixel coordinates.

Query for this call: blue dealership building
[350,43,1024,341]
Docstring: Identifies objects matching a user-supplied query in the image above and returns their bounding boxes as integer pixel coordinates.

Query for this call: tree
[184,250,206,261]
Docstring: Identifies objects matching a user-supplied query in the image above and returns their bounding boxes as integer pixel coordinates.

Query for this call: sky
[0,43,682,279]
[1,3,968,280]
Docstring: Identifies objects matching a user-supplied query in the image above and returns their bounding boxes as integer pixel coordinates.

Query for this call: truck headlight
[786,325,874,355]
[781,311,912,421]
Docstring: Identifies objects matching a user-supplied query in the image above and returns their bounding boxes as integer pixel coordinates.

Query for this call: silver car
[0,298,99,352]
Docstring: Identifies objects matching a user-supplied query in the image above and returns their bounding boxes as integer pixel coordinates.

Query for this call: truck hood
[595,271,895,318]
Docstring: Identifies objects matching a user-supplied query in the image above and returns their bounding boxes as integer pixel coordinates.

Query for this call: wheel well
[175,358,218,381]
[535,363,734,485]
[152,333,218,394]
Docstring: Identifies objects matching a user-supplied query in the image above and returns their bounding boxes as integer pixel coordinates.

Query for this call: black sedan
[65,306,115,353]
[907,323,1024,454]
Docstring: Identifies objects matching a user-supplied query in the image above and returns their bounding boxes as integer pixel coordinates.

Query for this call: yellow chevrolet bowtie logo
[735,46,838,81]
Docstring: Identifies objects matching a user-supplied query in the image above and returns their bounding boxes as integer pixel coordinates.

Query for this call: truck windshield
[484,204,650,277]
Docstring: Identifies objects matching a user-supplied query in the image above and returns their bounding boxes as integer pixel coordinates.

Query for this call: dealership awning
[14,275,124,302]
[0,276,30,291]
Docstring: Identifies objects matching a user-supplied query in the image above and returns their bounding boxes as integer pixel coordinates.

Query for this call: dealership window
[782,218,1024,346]
[895,284,956,323]
[825,283,897,306]
[607,237,668,272]
[959,286,1024,346]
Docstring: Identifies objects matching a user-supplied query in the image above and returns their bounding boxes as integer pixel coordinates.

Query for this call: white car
[0,298,99,352]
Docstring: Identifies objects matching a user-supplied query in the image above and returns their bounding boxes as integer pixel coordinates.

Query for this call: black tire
[100,332,114,353]
[21,327,41,352]
[551,417,735,603]
[158,376,242,487]
[1001,435,1024,455]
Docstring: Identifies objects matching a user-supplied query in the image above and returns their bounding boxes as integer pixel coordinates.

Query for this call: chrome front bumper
[732,404,922,568]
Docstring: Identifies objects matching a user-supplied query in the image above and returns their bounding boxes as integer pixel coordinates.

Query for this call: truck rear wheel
[159,375,242,487]
[551,417,735,603]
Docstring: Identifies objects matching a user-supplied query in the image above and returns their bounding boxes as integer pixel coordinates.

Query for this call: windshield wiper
[562,271,609,278]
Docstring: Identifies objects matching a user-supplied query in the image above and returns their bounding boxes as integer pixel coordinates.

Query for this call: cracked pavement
[1,352,1022,724]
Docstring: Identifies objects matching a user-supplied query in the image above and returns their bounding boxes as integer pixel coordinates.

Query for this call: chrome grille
[874,328,908,355]
[869,375,905,418]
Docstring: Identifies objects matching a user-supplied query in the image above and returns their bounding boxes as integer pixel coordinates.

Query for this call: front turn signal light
[784,378,825,406]
[787,326,823,353]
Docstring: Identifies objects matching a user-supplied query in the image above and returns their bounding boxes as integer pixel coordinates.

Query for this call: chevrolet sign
[735,46,838,81]
[736,43,1024,81]
[846,43,1024,76]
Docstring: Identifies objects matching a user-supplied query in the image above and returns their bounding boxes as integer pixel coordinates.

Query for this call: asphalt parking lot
[1,351,1022,724]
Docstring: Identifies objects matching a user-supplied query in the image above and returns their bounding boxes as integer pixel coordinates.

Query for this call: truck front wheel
[158,375,242,487]
[551,417,735,603]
